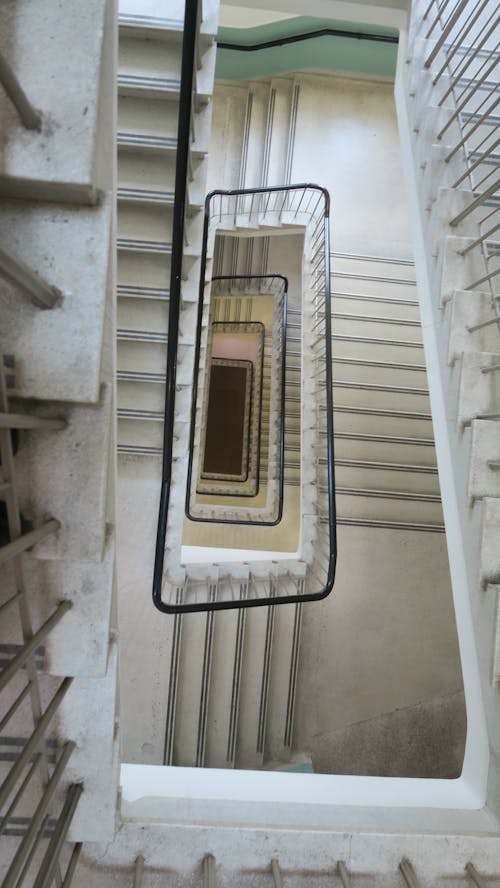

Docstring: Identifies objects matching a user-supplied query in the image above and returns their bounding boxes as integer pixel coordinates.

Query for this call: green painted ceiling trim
[215,16,399,81]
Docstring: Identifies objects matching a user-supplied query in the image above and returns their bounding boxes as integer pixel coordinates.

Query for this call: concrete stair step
[331,380,430,412]
[448,290,500,363]
[117,339,166,374]
[117,380,165,413]
[468,420,500,502]
[333,432,437,466]
[117,69,213,106]
[117,416,163,451]
[331,291,420,320]
[331,334,424,364]
[118,151,198,200]
[331,356,428,388]
[332,313,423,343]
[59,641,119,843]
[332,404,433,438]
[119,13,184,41]
[335,487,444,526]
[118,10,217,44]
[118,202,173,242]
[439,236,494,307]
[118,73,180,102]
[331,251,416,283]
[117,186,175,208]
[461,116,500,156]
[490,584,500,683]
[118,95,182,146]
[23,531,115,679]
[117,151,206,209]
[428,187,491,253]
[480,497,500,585]
[119,34,183,83]
[117,284,169,302]
[333,460,441,496]
[118,28,215,101]
[0,0,113,204]
[117,298,168,334]
[118,248,172,291]
[458,352,500,427]
[14,384,113,564]
[0,198,112,403]
[332,272,418,301]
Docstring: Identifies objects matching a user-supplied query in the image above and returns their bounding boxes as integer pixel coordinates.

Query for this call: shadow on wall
[308,690,466,778]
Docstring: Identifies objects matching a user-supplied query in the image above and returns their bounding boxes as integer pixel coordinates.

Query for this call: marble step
[0,0,113,204]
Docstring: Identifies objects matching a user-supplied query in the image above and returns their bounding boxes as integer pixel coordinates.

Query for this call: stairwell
[2,0,500,884]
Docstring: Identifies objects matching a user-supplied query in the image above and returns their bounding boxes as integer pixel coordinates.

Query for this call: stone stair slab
[458,352,500,428]
[16,384,113,563]
[0,0,113,204]
[468,420,500,503]
[0,198,112,403]
[25,531,115,678]
[60,641,119,843]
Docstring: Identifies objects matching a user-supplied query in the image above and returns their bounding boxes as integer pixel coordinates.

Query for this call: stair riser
[118,94,182,141]
[119,35,182,82]
[118,251,171,289]
[118,202,173,241]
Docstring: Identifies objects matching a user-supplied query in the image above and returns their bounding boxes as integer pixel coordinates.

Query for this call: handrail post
[133,855,145,887]
[203,853,216,887]
[0,600,72,692]
[32,784,83,888]
[0,50,42,129]
[2,742,76,888]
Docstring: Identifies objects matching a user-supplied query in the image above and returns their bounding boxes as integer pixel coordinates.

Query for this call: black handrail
[186,274,287,523]
[217,26,398,53]
[152,0,198,605]
[153,183,337,614]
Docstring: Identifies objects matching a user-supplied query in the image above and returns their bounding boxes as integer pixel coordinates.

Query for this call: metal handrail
[153,183,337,613]
[185,273,287,524]
[217,25,398,52]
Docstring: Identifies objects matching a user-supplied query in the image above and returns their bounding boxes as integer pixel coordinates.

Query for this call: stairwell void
[116,0,467,780]
[155,184,336,612]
